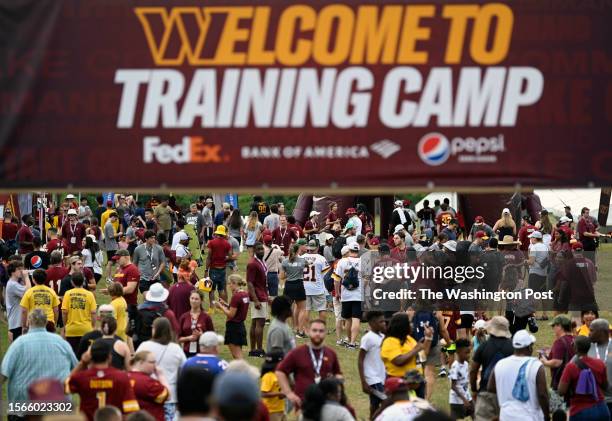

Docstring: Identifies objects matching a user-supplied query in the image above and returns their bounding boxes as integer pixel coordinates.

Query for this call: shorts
[204,227,213,243]
[209,268,226,291]
[106,250,117,261]
[460,313,474,330]
[9,327,22,342]
[46,321,56,333]
[267,272,279,296]
[528,273,547,292]
[369,383,385,410]
[341,301,362,320]
[251,301,268,319]
[225,321,247,346]
[424,343,443,365]
[306,294,327,312]
[139,279,159,294]
[284,281,306,303]
[333,298,344,320]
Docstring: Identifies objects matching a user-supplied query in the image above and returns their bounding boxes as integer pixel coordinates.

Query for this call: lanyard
[255,256,267,275]
[595,339,611,361]
[69,221,78,236]
[279,228,288,242]
[308,346,324,379]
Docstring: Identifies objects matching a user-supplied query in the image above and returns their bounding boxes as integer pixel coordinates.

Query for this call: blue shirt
[1,328,78,402]
[182,354,228,375]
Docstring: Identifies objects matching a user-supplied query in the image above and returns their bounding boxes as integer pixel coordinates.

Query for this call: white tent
[534,189,611,226]
[414,192,458,213]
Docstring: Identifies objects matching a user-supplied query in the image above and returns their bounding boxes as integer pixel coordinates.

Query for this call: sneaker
[248,350,259,357]
[295,332,308,339]
[347,343,358,350]
[257,349,266,358]
[438,367,448,378]
[336,338,348,347]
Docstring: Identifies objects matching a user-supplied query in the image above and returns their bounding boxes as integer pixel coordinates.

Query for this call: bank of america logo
[370,140,401,159]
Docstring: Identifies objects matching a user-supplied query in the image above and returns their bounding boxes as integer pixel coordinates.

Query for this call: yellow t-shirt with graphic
[20,284,59,323]
[101,208,119,233]
[111,296,128,341]
[61,287,96,337]
[261,371,284,414]
[380,335,418,377]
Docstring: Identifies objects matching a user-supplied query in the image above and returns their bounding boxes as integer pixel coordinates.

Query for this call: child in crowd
[472,319,488,353]
[216,274,249,359]
[118,234,129,250]
[449,339,473,420]
[358,310,387,419]
[260,348,286,421]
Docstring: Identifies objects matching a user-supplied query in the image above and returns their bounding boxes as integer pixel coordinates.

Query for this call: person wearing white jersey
[488,330,549,421]
[301,240,328,328]
[333,242,362,349]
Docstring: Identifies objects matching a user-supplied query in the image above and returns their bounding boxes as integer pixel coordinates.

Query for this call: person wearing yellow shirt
[20,269,59,333]
[101,201,119,233]
[108,281,131,349]
[576,309,599,336]
[260,349,286,421]
[380,313,432,398]
[61,272,97,356]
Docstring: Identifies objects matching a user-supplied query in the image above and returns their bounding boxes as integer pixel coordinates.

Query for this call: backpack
[413,311,440,347]
[323,264,335,293]
[135,306,164,345]
[574,358,599,401]
[332,236,347,259]
[481,342,508,390]
[511,287,536,317]
[341,264,359,291]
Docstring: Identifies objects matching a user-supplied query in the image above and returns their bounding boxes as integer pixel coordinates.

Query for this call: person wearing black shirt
[24,237,50,270]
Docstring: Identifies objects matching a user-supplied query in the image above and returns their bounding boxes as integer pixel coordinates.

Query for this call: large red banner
[1,0,611,191]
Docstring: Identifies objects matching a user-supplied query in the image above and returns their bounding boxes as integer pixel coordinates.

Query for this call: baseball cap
[177,232,190,242]
[199,331,224,347]
[385,377,409,393]
[443,240,457,252]
[528,231,543,239]
[66,194,75,199]
[296,238,307,246]
[112,249,130,260]
[559,216,571,223]
[474,319,486,330]
[345,221,355,230]
[213,371,260,407]
[502,208,510,214]
[106,200,113,206]
[67,209,77,216]
[512,329,536,349]
[369,236,380,246]
[572,241,584,251]
[98,304,115,316]
[262,235,272,244]
[349,242,360,252]
[549,314,572,330]
[394,200,403,207]
[474,231,489,240]
[345,207,357,215]
[322,232,334,243]
[206,198,213,203]
[309,211,320,217]
[393,224,404,234]
[474,216,484,223]
[307,240,318,250]
[341,245,350,255]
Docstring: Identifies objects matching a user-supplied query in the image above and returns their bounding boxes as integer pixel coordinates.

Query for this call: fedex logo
[143,136,227,164]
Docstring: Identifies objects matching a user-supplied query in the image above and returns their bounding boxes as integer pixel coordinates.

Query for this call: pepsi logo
[418,132,450,166]
[30,255,42,269]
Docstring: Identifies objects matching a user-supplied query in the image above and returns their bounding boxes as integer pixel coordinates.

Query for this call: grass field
[1,244,611,420]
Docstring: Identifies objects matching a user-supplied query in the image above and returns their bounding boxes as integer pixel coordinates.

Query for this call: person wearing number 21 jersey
[302,240,329,326]
[66,339,139,421]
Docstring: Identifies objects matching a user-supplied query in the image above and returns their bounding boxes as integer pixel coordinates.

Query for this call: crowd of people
[0,193,610,421]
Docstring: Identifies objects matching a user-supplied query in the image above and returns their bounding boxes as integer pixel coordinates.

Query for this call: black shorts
[284,281,306,303]
[528,273,547,292]
[450,403,471,419]
[225,321,247,346]
[139,279,159,294]
[106,250,117,261]
[460,313,474,330]
[341,301,362,319]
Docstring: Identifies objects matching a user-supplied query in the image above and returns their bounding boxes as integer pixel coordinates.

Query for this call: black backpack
[341,265,360,291]
[332,236,347,259]
[323,265,335,293]
[481,342,508,390]
[135,306,163,344]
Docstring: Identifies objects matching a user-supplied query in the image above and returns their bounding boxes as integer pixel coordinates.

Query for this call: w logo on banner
[370,140,401,159]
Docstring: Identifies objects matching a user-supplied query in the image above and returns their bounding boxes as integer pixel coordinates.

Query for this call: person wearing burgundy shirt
[556,242,597,310]
[17,214,35,255]
[247,243,268,357]
[61,209,86,255]
[1,215,18,242]
[46,227,68,257]
[303,211,320,240]
[390,232,408,263]
[577,207,604,253]
[128,351,170,421]
[276,319,342,408]
[46,251,70,293]
[518,216,537,252]
[112,249,140,329]
[177,290,214,357]
[167,271,195,322]
[215,275,250,359]
[272,215,297,256]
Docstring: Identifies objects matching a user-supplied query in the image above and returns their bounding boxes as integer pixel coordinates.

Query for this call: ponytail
[100,316,117,336]
[288,244,299,263]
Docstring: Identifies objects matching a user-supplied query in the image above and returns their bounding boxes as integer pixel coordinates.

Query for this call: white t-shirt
[173,244,190,274]
[136,341,186,403]
[448,360,471,404]
[171,230,184,250]
[301,253,327,296]
[334,256,362,302]
[528,242,549,276]
[82,248,104,275]
[349,216,362,235]
[374,399,433,421]
[494,356,544,421]
[360,331,386,385]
